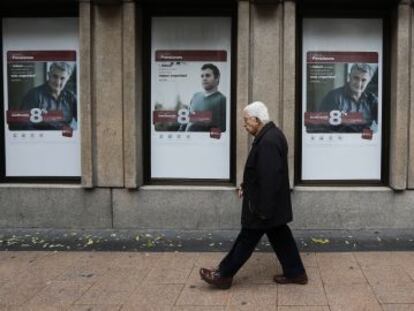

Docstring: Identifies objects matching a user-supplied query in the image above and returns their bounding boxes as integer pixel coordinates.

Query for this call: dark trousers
[218,224,305,278]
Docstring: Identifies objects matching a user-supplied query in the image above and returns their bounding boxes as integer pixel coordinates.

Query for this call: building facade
[1,0,414,236]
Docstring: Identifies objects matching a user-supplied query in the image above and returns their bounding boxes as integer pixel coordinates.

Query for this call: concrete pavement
[0,251,414,310]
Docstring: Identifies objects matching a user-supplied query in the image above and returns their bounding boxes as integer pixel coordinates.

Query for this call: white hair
[243,101,270,124]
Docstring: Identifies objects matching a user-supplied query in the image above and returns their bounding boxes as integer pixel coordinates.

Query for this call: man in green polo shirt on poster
[181,63,226,132]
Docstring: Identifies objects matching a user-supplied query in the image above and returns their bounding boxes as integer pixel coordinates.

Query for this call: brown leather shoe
[199,267,233,289]
[273,272,308,285]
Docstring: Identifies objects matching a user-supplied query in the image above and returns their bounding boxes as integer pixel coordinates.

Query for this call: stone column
[236,0,251,186]
[250,2,282,123]
[281,0,296,187]
[408,2,414,188]
[79,0,94,188]
[123,1,143,188]
[93,4,124,187]
[390,0,411,190]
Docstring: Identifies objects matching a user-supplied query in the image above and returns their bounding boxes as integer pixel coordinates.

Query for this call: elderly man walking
[199,101,307,289]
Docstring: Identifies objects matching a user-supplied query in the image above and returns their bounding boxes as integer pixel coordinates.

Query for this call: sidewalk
[0,251,414,310]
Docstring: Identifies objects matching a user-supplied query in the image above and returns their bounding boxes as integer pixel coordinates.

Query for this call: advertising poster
[302,19,383,180]
[2,18,80,177]
[305,52,378,136]
[151,17,231,179]
[6,51,77,135]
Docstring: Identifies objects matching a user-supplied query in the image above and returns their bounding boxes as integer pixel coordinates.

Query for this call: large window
[1,1,80,182]
[145,9,235,183]
[2,18,80,179]
[299,16,388,183]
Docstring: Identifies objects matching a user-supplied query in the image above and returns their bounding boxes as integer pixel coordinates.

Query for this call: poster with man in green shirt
[179,63,226,133]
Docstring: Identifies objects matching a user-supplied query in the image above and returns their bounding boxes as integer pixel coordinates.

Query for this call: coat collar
[252,121,275,145]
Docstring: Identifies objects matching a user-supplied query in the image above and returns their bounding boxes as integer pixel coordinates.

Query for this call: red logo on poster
[62,125,73,138]
[210,128,221,139]
[362,128,373,140]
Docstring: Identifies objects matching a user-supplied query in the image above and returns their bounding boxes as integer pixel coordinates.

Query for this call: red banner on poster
[153,110,212,124]
[7,110,65,123]
[307,51,378,63]
[7,51,76,62]
[304,112,366,126]
[155,50,227,62]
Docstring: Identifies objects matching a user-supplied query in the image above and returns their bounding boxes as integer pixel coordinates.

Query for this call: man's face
[243,111,261,136]
[201,68,219,91]
[48,68,70,95]
[349,69,371,97]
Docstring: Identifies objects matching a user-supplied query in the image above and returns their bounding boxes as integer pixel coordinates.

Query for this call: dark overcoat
[241,121,293,229]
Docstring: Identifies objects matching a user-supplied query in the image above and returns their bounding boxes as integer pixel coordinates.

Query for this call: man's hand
[237,187,243,198]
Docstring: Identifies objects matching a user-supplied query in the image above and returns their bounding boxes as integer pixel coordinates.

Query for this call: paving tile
[317,252,358,268]
[0,252,48,264]
[277,268,327,306]
[10,255,78,286]
[236,254,281,284]
[300,252,318,268]
[175,283,230,306]
[10,270,61,287]
[144,267,192,284]
[75,288,132,305]
[88,267,147,292]
[75,253,121,264]
[324,283,382,311]
[278,307,330,311]
[381,305,414,311]
[68,306,122,311]
[110,252,164,269]
[195,253,225,267]
[31,253,88,275]
[26,281,94,306]
[404,266,414,282]
[5,305,71,310]
[121,305,172,311]
[371,283,414,304]
[155,253,199,269]
[0,265,24,282]
[394,252,414,265]
[363,266,413,287]
[228,284,277,306]
[174,307,225,311]
[354,252,401,267]
[0,282,46,305]
[396,252,414,281]
[0,253,49,282]
[39,252,88,265]
[55,259,114,283]
[319,263,367,285]
[125,284,184,306]
[186,265,206,285]
[65,253,118,273]
[226,305,277,311]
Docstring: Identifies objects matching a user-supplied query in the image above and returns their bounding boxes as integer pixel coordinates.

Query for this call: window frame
[295,2,392,186]
[141,2,238,186]
[0,2,80,183]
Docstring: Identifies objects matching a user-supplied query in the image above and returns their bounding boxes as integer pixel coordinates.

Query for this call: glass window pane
[2,18,80,177]
[150,17,231,180]
[301,18,383,181]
